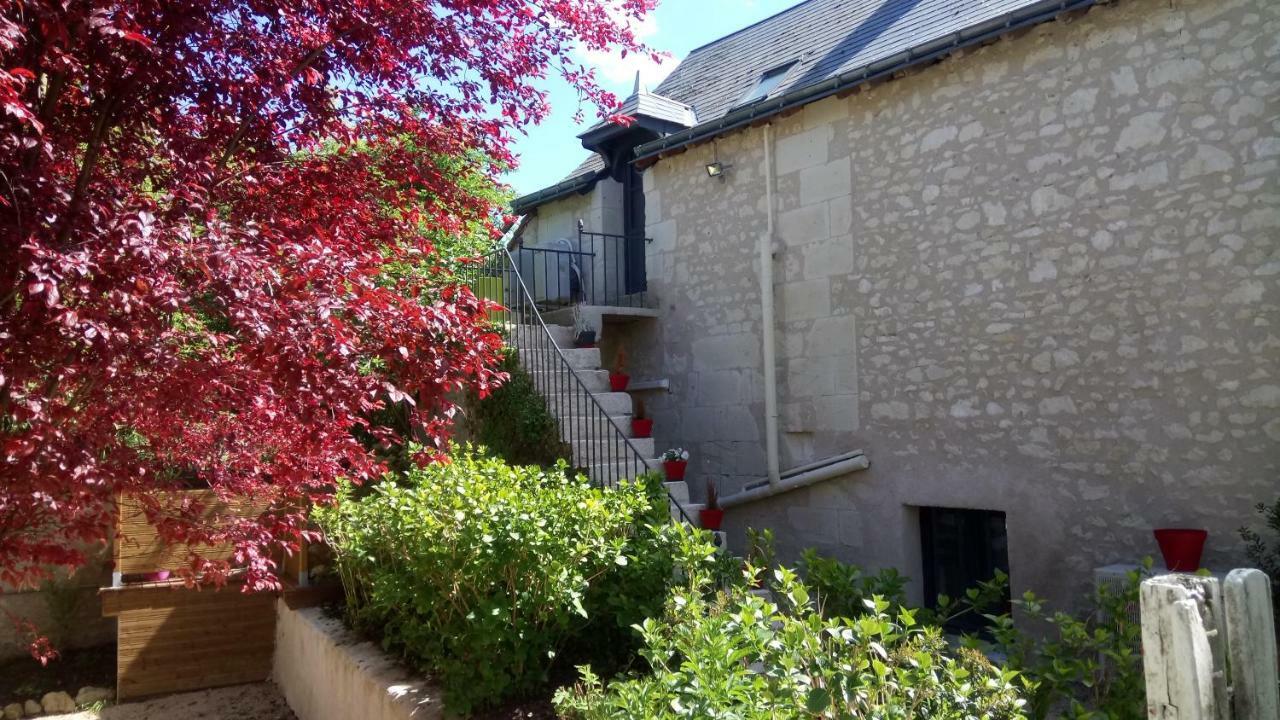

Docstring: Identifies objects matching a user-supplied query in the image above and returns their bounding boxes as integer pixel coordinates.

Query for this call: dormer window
[735,62,796,107]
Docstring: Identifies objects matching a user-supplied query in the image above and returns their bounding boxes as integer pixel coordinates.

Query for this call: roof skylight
[735,62,796,107]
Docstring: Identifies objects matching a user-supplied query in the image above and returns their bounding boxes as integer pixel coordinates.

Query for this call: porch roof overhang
[510,168,606,215]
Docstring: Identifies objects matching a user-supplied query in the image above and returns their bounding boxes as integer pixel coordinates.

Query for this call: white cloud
[574,10,674,93]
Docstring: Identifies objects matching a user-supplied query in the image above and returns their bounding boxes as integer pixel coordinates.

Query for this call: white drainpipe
[721,451,869,509]
[761,123,782,487]
[717,125,871,510]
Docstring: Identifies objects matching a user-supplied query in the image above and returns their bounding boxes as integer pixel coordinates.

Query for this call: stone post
[1140,574,1228,720]
[1223,569,1279,720]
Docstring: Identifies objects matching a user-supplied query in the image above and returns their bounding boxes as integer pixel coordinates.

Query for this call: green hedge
[466,350,570,468]
[315,450,713,715]
[555,564,1029,719]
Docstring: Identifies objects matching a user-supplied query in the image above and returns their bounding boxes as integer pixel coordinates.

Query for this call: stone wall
[273,602,444,720]
[0,556,114,661]
[584,0,1278,608]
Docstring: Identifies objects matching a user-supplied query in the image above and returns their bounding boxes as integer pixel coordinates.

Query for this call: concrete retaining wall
[272,601,443,720]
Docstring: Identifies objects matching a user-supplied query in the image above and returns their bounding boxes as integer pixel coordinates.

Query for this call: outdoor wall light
[705,161,731,179]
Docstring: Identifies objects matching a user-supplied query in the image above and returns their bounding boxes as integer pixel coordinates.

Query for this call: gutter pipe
[761,123,781,488]
[721,451,869,509]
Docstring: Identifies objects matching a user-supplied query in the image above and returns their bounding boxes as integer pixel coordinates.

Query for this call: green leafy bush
[751,532,1146,720]
[1239,496,1280,618]
[799,547,911,619]
[976,560,1149,720]
[315,450,702,715]
[465,350,570,467]
[555,562,1028,719]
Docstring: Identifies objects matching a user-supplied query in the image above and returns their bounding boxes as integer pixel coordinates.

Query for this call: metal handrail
[576,222,650,308]
[467,249,692,524]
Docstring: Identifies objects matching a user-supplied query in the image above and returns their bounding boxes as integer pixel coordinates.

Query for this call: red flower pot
[663,459,687,481]
[1154,528,1207,571]
[631,418,653,438]
[609,373,630,392]
[700,508,724,531]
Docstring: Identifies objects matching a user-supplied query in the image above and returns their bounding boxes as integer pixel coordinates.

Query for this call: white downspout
[761,123,781,487]
[717,125,872,510]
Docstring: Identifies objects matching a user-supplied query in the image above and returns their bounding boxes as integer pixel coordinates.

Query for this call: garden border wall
[272,600,444,720]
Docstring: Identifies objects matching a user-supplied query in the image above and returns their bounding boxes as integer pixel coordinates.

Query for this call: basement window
[919,506,1012,634]
[735,62,796,107]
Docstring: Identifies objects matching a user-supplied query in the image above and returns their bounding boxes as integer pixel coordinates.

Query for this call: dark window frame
[919,506,1012,634]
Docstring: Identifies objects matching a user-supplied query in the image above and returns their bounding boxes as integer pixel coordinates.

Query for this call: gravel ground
[45,683,296,720]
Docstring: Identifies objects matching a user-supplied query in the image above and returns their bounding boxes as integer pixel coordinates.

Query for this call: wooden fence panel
[102,582,276,701]
[115,491,269,576]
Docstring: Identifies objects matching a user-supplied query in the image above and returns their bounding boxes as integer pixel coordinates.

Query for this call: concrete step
[519,347,599,370]
[674,502,704,523]
[547,391,632,416]
[571,437,655,465]
[558,415,635,440]
[531,369,609,393]
[586,458,658,487]
[664,480,689,505]
[510,323,576,347]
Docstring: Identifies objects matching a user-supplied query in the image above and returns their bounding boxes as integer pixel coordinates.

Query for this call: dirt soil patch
[43,682,296,720]
[0,644,115,707]
[471,696,557,720]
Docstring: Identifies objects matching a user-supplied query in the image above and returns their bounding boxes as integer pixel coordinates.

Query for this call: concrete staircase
[514,323,700,525]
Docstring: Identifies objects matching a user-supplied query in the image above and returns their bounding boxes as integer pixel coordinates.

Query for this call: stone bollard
[1223,569,1278,720]
[1139,573,1226,720]
[1141,570,1280,720]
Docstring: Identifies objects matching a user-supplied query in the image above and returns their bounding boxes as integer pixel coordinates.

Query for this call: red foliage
[0,0,655,607]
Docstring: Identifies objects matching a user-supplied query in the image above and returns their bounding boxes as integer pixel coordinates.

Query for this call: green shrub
[751,532,1146,720]
[799,547,911,619]
[315,450,706,715]
[466,350,570,467]
[555,563,1028,719]
[1239,496,1280,618]
[975,560,1149,720]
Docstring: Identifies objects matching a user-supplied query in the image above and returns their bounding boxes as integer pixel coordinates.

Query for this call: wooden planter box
[103,490,298,701]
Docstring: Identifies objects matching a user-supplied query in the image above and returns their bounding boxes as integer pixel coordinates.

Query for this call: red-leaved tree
[0,0,655,642]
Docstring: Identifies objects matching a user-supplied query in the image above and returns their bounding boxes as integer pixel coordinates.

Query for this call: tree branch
[55,91,122,246]
[220,42,336,167]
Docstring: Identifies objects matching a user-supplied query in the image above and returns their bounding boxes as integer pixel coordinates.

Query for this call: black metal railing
[509,245,591,308]
[577,222,649,308]
[508,221,650,310]
[459,248,691,524]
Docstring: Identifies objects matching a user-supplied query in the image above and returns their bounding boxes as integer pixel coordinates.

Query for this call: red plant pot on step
[700,508,724,531]
[663,459,687,481]
[631,418,653,438]
[1153,528,1207,571]
[609,373,630,392]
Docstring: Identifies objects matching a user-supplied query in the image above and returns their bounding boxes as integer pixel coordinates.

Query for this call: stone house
[509,0,1279,611]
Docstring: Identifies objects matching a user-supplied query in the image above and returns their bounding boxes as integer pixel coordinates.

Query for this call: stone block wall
[612,0,1279,608]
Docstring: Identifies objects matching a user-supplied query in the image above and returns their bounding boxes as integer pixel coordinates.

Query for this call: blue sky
[503,0,796,198]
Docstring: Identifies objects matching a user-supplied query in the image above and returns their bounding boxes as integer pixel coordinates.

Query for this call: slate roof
[654,0,1071,125]
[516,0,1095,209]
[578,90,699,138]
[564,153,606,181]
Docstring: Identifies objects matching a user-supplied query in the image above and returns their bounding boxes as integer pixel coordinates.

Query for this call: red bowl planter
[1154,528,1207,571]
[663,459,687,481]
[700,508,724,531]
[609,373,630,392]
[631,417,653,438]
